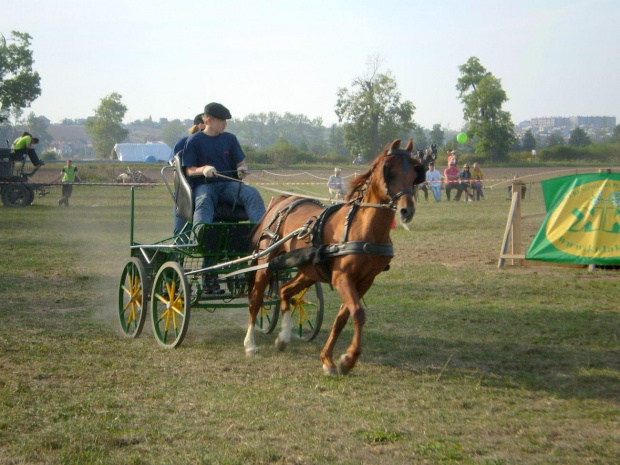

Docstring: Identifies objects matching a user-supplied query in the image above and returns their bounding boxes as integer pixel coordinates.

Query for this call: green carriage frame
[117,168,324,349]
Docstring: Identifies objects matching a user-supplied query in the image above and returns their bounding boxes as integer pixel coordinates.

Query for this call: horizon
[4,0,619,130]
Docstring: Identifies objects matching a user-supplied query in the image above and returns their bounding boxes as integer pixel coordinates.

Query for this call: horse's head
[380,139,424,224]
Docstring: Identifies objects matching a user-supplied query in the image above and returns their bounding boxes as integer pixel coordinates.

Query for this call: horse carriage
[117,153,325,349]
[0,146,48,207]
[119,139,424,375]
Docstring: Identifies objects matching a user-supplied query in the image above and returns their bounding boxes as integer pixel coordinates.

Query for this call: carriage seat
[171,152,249,224]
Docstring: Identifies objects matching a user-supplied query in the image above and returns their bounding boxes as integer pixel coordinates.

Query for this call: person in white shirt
[425,161,443,202]
[327,167,346,200]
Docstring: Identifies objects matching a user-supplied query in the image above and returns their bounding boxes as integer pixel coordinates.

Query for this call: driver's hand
[203,165,217,178]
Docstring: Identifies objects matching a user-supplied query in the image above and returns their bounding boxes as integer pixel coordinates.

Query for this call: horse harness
[263,148,419,278]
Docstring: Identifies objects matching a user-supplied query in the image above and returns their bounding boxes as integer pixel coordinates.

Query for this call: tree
[161,119,186,149]
[0,31,41,124]
[429,124,445,147]
[521,129,536,152]
[613,124,620,142]
[545,132,565,148]
[568,127,592,147]
[85,93,129,159]
[456,57,516,162]
[413,126,428,149]
[335,56,416,159]
[25,112,52,149]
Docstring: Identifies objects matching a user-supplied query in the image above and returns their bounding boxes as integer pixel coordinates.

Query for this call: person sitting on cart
[12,132,44,167]
[182,102,266,231]
[170,113,206,239]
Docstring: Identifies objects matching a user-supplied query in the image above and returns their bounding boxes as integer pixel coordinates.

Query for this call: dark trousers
[13,148,41,166]
[59,184,73,205]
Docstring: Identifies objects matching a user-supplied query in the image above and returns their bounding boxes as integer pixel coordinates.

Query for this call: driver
[182,102,266,228]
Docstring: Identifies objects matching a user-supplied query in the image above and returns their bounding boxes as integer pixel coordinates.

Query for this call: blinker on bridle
[383,149,414,205]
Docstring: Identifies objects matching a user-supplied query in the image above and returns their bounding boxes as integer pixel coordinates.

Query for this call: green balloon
[457,132,468,144]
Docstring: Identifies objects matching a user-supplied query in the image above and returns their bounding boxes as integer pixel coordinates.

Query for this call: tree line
[1,30,618,165]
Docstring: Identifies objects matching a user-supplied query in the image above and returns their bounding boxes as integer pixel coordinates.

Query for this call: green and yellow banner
[526,173,620,265]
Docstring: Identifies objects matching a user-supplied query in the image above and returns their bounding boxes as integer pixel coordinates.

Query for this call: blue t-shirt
[182,132,245,186]
[171,135,189,161]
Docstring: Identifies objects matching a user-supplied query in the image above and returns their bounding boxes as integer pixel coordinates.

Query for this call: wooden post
[498,179,524,268]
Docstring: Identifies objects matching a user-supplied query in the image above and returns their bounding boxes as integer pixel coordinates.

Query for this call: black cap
[193,114,204,125]
[204,102,232,120]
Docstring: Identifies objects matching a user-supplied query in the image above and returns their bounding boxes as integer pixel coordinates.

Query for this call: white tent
[113,142,172,162]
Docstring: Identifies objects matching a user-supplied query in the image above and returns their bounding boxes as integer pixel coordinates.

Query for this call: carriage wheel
[118,258,148,338]
[1,184,31,208]
[26,187,35,205]
[290,283,324,342]
[255,275,279,334]
[151,261,191,348]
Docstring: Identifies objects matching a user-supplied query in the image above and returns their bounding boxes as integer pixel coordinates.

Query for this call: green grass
[0,174,618,464]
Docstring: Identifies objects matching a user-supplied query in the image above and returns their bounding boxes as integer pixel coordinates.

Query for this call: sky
[3,0,619,130]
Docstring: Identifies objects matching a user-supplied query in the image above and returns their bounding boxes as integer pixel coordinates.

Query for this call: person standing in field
[58,159,81,206]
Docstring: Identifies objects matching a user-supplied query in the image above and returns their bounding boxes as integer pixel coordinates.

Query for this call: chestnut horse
[244,139,424,374]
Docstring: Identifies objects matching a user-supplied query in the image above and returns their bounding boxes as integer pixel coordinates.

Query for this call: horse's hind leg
[275,273,315,351]
[245,268,272,355]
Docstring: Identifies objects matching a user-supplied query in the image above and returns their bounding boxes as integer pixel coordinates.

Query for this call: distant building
[516,115,616,139]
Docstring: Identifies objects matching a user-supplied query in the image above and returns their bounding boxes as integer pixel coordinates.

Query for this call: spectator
[327,167,346,200]
[443,159,462,201]
[58,159,81,206]
[424,161,443,202]
[446,149,458,167]
[12,132,44,167]
[458,164,475,202]
[471,162,485,200]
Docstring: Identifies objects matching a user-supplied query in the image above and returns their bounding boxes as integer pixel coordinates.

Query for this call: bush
[41,150,59,161]
[538,143,620,163]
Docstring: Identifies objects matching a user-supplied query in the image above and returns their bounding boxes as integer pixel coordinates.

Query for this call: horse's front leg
[326,278,373,375]
[245,269,271,356]
[320,303,350,375]
[337,301,365,375]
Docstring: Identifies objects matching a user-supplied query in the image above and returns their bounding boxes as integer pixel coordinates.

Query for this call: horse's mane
[345,144,391,201]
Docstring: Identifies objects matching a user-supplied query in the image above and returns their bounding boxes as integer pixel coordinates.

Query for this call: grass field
[1,167,619,464]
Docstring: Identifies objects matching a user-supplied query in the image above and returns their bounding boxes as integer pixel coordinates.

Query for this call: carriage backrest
[172,152,194,223]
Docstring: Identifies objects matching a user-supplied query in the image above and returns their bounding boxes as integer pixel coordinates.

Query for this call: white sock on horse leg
[244,324,258,355]
[279,312,292,344]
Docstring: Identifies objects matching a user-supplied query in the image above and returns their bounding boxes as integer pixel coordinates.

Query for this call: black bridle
[383,149,416,206]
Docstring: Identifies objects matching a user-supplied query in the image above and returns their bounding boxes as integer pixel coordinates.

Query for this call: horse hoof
[338,354,352,375]
[322,364,338,376]
[275,337,288,351]
[245,347,258,356]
